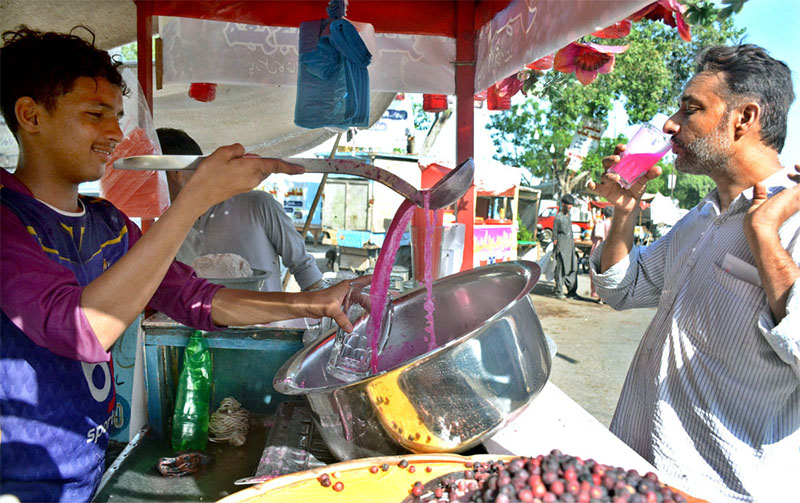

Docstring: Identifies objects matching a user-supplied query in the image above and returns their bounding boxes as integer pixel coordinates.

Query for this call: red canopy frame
[132,0,645,270]
[135,0,498,269]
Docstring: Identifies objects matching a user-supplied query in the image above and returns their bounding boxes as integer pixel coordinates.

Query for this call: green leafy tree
[412,101,433,131]
[488,15,744,204]
[120,41,138,62]
[672,172,716,208]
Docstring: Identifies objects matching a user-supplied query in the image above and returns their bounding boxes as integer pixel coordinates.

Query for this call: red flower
[526,54,554,71]
[495,73,524,98]
[592,20,632,39]
[629,0,691,42]
[554,42,628,85]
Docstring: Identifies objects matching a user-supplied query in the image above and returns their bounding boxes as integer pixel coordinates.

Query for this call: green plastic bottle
[171,330,212,451]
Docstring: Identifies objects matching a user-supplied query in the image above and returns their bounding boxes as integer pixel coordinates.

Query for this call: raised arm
[80,144,304,350]
[744,166,800,322]
[587,144,662,273]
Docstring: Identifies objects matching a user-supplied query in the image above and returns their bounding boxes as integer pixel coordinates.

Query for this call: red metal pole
[136,0,156,232]
[136,0,154,113]
[455,0,476,271]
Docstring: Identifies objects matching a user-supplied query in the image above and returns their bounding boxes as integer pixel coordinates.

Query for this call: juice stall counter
[94,313,320,501]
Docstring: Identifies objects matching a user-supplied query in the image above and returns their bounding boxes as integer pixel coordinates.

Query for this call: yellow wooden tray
[219,453,706,503]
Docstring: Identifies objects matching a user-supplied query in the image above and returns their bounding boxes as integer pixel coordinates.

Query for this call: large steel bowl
[273,261,549,461]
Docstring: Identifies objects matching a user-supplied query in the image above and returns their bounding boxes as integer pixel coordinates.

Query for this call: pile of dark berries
[413,450,690,503]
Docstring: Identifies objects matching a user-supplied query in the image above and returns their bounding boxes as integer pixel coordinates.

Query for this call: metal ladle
[425,157,475,209]
[112,156,474,209]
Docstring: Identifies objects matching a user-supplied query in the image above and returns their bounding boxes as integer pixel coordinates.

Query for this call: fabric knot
[326,0,347,19]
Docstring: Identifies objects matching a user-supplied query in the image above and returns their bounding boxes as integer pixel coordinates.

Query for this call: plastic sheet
[159,16,455,94]
[100,69,169,219]
[536,242,556,282]
[294,14,371,130]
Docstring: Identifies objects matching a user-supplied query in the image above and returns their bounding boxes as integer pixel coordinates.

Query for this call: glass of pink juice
[325,282,393,381]
[609,123,672,189]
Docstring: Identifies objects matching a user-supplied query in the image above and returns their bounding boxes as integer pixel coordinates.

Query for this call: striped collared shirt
[590,167,800,503]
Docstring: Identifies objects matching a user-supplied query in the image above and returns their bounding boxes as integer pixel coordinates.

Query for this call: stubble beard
[674,112,733,177]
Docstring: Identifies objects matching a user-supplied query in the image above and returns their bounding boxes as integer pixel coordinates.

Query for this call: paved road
[530,270,656,427]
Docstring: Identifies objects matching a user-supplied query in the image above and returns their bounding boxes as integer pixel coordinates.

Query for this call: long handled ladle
[112,156,474,210]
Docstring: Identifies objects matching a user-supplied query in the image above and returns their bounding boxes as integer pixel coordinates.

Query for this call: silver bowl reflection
[273,261,549,461]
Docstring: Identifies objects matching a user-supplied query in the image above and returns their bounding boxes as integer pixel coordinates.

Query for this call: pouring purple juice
[422,192,438,351]
[367,198,416,373]
[366,192,441,373]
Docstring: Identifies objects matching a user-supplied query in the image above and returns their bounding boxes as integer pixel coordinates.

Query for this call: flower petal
[636,3,675,25]
[554,43,581,72]
[592,20,632,39]
[555,42,626,82]
[575,67,599,86]
[675,11,692,41]
[575,49,612,72]
[628,4,656,22]
[597,55,616,74]
[659,0,686,13]
[527,54,554,70]
[496,75,523,98]
[584,42,629,54]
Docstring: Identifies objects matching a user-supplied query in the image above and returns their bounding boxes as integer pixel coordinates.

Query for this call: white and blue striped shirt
[591,167,800,503]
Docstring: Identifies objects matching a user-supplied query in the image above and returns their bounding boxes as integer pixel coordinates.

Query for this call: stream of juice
[367,198,416,373]
[367,193,439,373]
[422,192,437,351]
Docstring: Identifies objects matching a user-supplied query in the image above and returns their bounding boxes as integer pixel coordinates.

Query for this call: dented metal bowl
[273,261,549,461]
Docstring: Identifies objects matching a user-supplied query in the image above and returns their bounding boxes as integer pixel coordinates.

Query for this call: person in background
[589,205,613,302]
[405,128,415,154]
[589,44,799,502]
[0,26,352,502]
[157,128,323,292]
[552,193,579,299]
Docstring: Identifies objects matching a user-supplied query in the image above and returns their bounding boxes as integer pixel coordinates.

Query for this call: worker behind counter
[0,26,353,502]
[156,128,323,292]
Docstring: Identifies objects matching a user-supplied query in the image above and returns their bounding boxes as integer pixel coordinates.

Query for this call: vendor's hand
[586,144,661,215]
[304,276,373,333]
[744,165,800,244]
[184,144,304,209]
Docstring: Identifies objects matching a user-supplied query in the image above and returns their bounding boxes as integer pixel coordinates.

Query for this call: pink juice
[366,192,441,373]
[422,192,437,350]
[611,151,667,187]
[367,198,416,373]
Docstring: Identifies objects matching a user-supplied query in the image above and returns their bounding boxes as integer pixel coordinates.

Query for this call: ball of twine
[209,397,250,447]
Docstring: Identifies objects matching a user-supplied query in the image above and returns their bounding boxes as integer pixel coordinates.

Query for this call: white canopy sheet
[160,0,651,94]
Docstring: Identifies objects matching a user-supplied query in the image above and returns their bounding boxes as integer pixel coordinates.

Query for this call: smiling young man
[0,27,353,502]
[588,45,800,502]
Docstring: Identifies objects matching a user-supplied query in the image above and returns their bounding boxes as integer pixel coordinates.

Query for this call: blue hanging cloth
[294,0,372,130]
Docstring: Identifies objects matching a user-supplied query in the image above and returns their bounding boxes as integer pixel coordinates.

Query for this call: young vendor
[0,26,353,502]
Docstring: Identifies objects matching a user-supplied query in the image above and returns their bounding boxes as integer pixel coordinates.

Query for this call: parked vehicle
[536,205,591,243]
